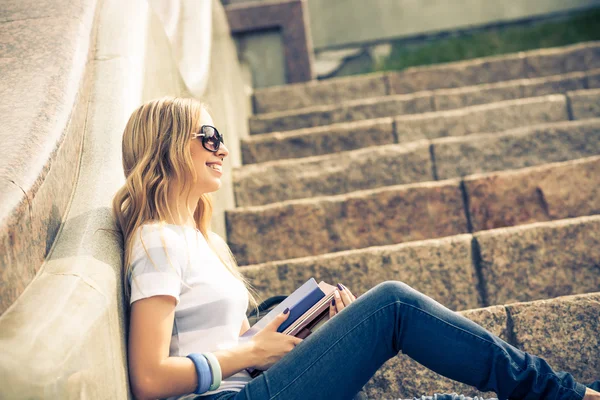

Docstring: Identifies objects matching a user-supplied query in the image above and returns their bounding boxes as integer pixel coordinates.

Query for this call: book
[238,277,338,377]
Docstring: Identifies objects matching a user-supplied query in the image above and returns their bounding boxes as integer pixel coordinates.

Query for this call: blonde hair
[111,96,261,315]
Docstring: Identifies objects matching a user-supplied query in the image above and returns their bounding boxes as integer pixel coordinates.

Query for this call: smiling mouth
[206,163,223,173]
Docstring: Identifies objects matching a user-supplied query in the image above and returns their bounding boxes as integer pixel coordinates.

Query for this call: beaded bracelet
[186,353,212,394]
[202,352,222,391]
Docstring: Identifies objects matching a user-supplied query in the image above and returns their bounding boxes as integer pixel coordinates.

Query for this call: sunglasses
[192,125,224,152]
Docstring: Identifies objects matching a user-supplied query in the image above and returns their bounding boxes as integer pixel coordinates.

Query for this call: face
[189,108,229,194]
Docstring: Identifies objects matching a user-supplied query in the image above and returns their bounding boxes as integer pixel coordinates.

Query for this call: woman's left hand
[329,283,357,318]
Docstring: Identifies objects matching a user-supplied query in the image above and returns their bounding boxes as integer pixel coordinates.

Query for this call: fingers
[329,298,336,319]
[333,289,345,312]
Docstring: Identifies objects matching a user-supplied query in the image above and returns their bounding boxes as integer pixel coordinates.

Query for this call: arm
[128,295,258,400]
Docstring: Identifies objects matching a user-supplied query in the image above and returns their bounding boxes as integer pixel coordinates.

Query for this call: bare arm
[239,316,251,336]
[128,295,257,400]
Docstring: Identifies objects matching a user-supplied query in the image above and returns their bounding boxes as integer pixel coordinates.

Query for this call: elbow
[131,373,159,400]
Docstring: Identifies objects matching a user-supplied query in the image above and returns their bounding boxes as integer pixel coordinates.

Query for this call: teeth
[207,164,222,172]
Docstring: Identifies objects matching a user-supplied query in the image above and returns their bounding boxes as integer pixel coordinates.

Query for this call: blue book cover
[239,277,325,340]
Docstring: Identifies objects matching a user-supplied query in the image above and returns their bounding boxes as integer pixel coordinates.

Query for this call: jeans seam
[269,298,522,399]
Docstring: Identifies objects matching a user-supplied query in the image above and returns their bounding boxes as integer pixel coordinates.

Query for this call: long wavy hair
[111,96,260,315]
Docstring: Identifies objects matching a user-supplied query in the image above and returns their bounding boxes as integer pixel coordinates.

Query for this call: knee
[372,280,417,303]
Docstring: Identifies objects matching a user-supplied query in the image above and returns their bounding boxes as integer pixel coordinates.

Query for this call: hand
[329,283,357,319]
[249,309,303,371]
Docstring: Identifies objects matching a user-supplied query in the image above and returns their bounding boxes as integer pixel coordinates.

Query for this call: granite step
[242,74,600,163]
[242,214,600,314]
[252,41,600,115]
[226,155,600,265]
[248,68,599,136]
[234,118,600,207]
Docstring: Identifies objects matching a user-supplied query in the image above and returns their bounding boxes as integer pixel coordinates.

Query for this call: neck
[165,184,201,228]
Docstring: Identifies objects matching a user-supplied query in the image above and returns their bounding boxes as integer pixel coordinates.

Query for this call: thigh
[232,282,400,400]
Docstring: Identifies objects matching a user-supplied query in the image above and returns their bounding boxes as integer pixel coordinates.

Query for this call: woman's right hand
[249,309,303,371]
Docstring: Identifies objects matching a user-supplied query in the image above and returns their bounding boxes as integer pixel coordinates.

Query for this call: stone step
[243,87,600,164]
[242,214,600,313]
[227,156,600,265]
[248,66,598,135]
[252,41,600,115]
[366,290,600,399]
[243,71,592,163]
[234,118,600,207]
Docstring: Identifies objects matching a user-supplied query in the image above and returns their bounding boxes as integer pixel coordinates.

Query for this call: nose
[217,142,229,158]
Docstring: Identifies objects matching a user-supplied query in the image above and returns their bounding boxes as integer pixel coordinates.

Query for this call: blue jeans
[199,281,596,400]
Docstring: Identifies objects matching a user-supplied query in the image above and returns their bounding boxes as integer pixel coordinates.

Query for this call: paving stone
[234,141,433,206]
[465,156,600,232]
[507,291,600,384]
[252,72,388,114]
[434,80,524,111]
[227,180,468,265]
[568,88,600,120]
[241,117,394,164]
[249,92,433,135]
[520,70,587,97]
[242,234,481,312]
[389,53,526,94]
[433,119,600,179]
[364,304,507,399]
[525,41,600,78]
[475,215,600,306]
[588,68,600,89]
[395,95,568,143]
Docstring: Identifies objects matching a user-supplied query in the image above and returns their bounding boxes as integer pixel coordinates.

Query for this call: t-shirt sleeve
[128,224,184,306]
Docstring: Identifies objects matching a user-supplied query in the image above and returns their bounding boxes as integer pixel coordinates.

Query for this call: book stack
[238,278,338,378]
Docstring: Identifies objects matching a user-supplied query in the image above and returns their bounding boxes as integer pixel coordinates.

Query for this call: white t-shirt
[128,222,253,398]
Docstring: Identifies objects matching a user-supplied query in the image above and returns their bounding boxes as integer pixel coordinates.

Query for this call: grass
[372,7,600,73]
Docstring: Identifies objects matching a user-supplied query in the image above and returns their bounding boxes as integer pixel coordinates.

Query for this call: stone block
[252,72,388,114]
[242,234,481,312]
[465,156,600,232]
[521,71,587,97]
[227,180,468,265]
[364,304,507,399]
[248,92,432,135]
[525,42,599,78]
[507,292,600,384]
[241,117,395,164]
[389,53,526,94]
[434,80,524,111]
[433,119,600,179]
[395,95,568,143]
[234,141,433,206]
[587,68,600,89]
[568,88,600,120]
[475,215,600,305]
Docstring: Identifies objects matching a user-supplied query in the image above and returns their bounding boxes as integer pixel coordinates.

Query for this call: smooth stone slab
[364,304,507,399]
[433,119,600,179]
[234,140,433,206]
[227,180,468,265]
[520,70,587,98]
[475,215,600,306]
[389,52,526,94]
[242,234,480,313]
[465,156,600,232]
[507,291,600,384]
[241,117,395,164]
[248,92,433,135]
[434,79,524,111]
[252,72,388,114]
[395,95,568,143]
[568,88,600,120]
[525,41,600,78]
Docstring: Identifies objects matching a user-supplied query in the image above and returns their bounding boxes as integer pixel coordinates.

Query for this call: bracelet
[201,352,222,391]
[186,353,212,394]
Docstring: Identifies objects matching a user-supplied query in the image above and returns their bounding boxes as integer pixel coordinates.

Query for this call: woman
[112,96,600,400]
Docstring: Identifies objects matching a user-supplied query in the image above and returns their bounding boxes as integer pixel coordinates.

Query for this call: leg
[229,281,588,400]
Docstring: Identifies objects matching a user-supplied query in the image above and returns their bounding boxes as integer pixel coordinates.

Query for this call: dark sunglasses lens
[201,126,223,151]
